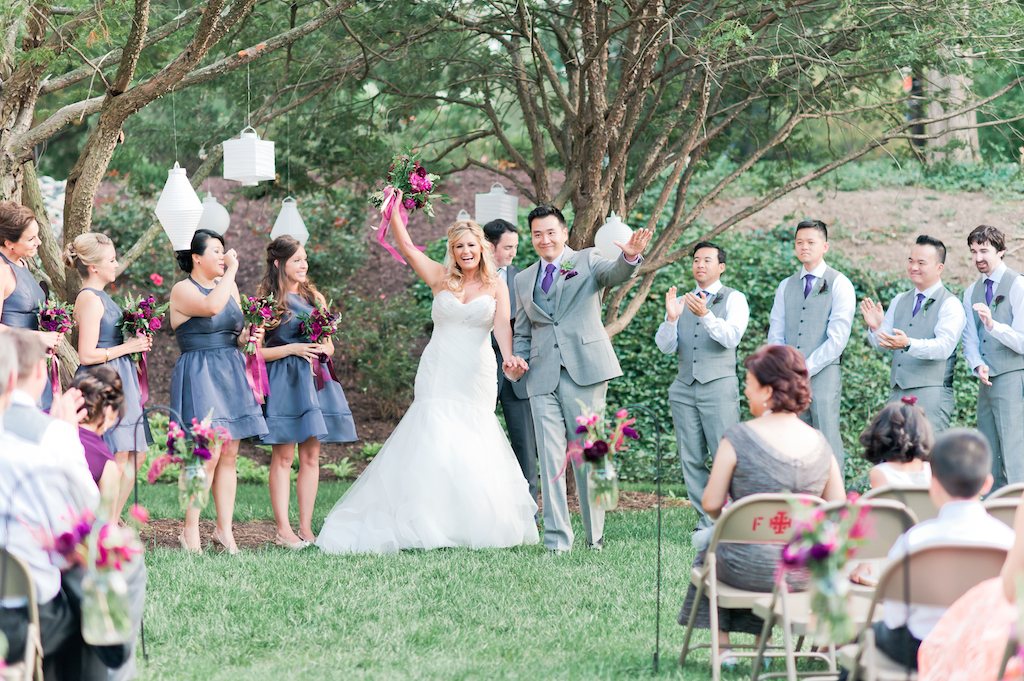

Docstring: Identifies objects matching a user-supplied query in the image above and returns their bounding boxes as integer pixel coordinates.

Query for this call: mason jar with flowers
[556,400,640,511]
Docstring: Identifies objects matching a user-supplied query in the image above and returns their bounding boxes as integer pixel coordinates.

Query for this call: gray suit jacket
[493,264,529,400]
[513,246,641,396]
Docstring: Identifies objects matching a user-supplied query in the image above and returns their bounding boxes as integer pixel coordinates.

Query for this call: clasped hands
[503,355,529,381]
[665,286,709,321]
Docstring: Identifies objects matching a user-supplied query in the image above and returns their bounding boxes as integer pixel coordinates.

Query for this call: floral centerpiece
[556,400,639,511]
[117,292,168,405]
[239,293,274,403]
[368,153,449,264]
[296,301,342,391]
[37,295,74,394]
[146,409,228,511]
[779,493,871,645]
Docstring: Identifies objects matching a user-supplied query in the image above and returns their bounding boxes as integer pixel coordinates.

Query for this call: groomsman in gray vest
[484,218,539,511]
[861,235,966,433]
[512,205,651,553]
[961,224,1024,488]
[657,242,748,528]
[767,220,855,473]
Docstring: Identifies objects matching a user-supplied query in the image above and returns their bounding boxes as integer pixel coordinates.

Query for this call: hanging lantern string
[246,61,251,130]
[171,85,178,162]
[286,105,291,193]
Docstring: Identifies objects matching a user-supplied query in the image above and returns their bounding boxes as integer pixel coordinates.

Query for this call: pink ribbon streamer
[311,353,340,391]
[48,350,60,396]
[243,329,271,404]
[137,351,150,406]
[377,185,424,264]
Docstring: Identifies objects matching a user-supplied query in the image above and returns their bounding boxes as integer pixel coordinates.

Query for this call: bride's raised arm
[387,189,445,291]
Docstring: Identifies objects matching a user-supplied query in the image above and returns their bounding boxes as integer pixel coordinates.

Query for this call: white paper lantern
[474,183,519,226]
[222,126,276,186]
[196,191,231,236]
[456,209,472,221]
[594,211,633,260]
[155,162,204,250]
[270,197,309,246]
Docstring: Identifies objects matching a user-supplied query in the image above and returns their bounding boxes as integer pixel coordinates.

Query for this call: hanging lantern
[594,211,633,260]
[456,209,472,221]
[474,183,519,226]
[196,191,231,236]
[222,126,276,186]
[155,162,204,250]
[270,197,309,246]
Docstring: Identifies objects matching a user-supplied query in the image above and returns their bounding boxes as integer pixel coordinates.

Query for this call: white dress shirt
[10,389,99,509]
[766,261,855,376]
[498,266,507,286]
[961,263,1024,372]
[867,281,967,360]
[883,499,1015,639]
[655,280,750,354]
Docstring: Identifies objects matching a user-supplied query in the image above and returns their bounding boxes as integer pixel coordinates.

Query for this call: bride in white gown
[316,193,539,553]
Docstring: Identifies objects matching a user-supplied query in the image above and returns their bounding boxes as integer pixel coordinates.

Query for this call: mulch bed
[144,491,691,550]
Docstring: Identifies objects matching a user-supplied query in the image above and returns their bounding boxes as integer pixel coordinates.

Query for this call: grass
[137,480,823,680]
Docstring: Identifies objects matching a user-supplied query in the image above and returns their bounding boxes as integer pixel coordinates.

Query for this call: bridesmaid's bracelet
[105,349,110,363]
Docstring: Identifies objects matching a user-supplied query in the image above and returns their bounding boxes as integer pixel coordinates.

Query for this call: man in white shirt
[767,220,855,473]
[960,225,1024,489]
[861,235,967,434]
[656,242,749,528]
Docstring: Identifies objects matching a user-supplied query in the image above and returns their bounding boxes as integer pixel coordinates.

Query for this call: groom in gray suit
[484,218,539,511]
[511,205,651,552]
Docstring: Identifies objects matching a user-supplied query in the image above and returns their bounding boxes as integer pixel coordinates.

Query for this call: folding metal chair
[0,548,43,681]
[838,543,1009,681]
[983,497,1020,528]
[988,481,1024,500]
[678,493,825,681]
[860,485,937,523]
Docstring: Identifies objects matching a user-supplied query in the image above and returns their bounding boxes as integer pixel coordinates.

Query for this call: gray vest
[971,269,1024,377]
[675,286,738,385]
[2,402,52,444]
[533,265,563,368]
[783,266,841,366]
[890,285,957,389]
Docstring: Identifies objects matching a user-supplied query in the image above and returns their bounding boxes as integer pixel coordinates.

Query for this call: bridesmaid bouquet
[240,293,275,354]
[297,302,342,390]
[556,401,640,511]
[117,293,168,361]
[779,494,871,645]
[147,409,228,511]
[368,153,449,264]
[37,295,75,395]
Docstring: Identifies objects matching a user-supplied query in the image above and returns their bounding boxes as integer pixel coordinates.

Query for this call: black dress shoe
[586,537,604,551]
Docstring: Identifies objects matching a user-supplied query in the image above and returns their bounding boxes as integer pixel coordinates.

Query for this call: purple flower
[576,425,588,434]
[564,271,579,281]
[193,447,212,461]
[781,543,808,567]
[809,543,832,561]
[54,531,78,556]
[622,426,639,440]
[403,197,417,210]
[416,166,427,177]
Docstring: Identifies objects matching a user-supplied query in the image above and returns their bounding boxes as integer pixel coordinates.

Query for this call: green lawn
[137,482,822,680]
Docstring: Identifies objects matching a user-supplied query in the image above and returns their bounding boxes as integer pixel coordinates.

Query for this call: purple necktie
[986,278,995,307]
[803,273,815,299]
[912,292,925,317]
[698,290,708,299]
[541,263,556,293]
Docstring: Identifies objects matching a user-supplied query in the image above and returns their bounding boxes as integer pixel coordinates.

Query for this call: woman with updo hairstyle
[0,201,60,410]
[64,232,153,522]
[70,366,127,511]
[678,345,845,655]
[860,398,933,488]
[257,236,357,549]
[168,228,268,553]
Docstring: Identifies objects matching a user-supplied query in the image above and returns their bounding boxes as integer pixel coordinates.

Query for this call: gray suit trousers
[887,385,954,434]
[498,377,539,511]
[668,375,739,529]
[800,364,845,476]
[978,370,1024,489]
[530,368,606,551]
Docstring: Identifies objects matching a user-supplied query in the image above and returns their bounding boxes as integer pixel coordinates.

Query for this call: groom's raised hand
[615,228,653,262]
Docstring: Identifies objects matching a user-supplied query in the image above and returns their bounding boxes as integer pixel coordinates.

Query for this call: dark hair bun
[175,250,194,273]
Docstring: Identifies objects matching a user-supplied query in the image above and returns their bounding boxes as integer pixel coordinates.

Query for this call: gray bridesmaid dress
[169,278,268,440]
[261,292,357,445]
[75,288,151,452]
[0,252,54,411]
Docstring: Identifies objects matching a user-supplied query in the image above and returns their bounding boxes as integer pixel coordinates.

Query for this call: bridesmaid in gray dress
[0,202,61,410]
[679,345,846,657]
[169,229,268,553]
[258,236,357,549]
[65,233,153,522]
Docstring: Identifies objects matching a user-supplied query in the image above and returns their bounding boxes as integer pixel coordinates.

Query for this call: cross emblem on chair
[769,511,792,535]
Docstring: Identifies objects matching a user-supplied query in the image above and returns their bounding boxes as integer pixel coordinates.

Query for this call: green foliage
[302,187,371,302]
[91,187,176,293]
[352,442,383,462]
[323,458,356,479]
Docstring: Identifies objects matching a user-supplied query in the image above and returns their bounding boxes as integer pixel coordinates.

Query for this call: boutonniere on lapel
[813,278,829,297]
[920,297,937,318]
[991,295,1007,313]
[707,292,724,308]
[560,259,579,281]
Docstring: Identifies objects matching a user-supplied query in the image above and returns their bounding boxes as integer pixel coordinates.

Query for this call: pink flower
[403,197,417,210]
[149,318,162,330]
[576,415,588,425]
[149,273,164,286]
[409,171,433,192]
[616,409,628,419]
[129,505,149,524]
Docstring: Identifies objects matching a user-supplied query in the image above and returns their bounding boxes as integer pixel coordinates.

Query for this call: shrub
[323,458,356,479]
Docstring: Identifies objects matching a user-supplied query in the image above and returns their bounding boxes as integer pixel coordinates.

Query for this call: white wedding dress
[316,290,539,553]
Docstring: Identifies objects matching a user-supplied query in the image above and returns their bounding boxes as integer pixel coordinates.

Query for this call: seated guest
[841,429,1014,679]
[70,366,127,506]
[678,345,846,661]
[860,397,934,488]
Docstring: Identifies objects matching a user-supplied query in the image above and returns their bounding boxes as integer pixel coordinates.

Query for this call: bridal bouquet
[297,302,341,390]
[147,409,229,511]
[37,295,74,395]
[118,293,168,405]
[779,494,871,645]
[368,153,449,263]
[557,401,640,511]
